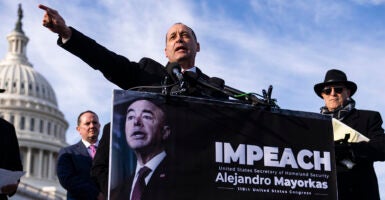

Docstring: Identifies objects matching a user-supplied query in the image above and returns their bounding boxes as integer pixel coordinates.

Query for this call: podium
[109,90,337,200]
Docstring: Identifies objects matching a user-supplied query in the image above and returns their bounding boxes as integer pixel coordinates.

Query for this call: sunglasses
[322,86,345,95]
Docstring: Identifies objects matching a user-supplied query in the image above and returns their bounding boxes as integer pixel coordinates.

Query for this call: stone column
[25,147,31,177]
[48,151,53,180]
[38,149,43,178]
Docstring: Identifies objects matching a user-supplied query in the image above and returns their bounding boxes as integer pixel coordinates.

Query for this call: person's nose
[330,88,337,95]
[134,116,142,126]
[176,34,183,43]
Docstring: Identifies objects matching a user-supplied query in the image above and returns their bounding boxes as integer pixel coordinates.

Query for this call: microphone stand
[162,63,279,108]
[224,85,279,108]
[182,72,278,108]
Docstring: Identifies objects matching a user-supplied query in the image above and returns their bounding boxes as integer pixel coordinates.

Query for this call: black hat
[314,69,357,98]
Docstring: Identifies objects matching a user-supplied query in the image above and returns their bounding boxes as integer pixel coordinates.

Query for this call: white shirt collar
[182,66,197,73]
[135,151,166,175]
[81,139,99,148]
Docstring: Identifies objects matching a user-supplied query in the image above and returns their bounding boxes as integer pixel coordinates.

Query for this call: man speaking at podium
[39,4,227,197]
[38,4,225,98]
[314,69,385,200]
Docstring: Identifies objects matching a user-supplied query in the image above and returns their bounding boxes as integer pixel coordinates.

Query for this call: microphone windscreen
[165,62,181,82]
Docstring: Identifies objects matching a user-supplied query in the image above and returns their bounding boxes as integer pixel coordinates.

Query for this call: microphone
[173,67,184,85]
[184,71,268,105]
[166,62,183,83]
[165,62,186,94]
[168,67,277,107]
[266,85,273,104]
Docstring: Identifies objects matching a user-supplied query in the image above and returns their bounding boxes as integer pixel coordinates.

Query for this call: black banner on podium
[109,90,337,200]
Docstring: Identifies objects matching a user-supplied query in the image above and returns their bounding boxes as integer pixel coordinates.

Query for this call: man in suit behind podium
[39,5,228,195]
[111,99,173,200]
[57,111,103,200]
[314,69,385,200]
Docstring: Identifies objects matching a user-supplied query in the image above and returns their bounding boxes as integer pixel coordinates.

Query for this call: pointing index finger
[38,4,50,11]
[39,4,59,16]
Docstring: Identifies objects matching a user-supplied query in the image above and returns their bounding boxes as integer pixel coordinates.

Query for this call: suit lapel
[76,141,91,158]
[148,158,168,186]
[143,157,169,199]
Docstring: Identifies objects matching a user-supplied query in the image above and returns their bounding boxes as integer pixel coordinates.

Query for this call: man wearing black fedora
[314,69,385,200]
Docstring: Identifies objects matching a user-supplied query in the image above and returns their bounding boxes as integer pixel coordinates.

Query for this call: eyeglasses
[322,86,345,95]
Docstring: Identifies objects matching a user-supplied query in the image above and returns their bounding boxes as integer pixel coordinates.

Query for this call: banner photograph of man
[110,95,174,200]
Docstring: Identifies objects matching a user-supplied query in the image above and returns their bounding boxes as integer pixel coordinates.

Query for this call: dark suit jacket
[110,157,174,200]
[59,27,227,99]
[0,119,23,200]
[91,123,110,196]
[57,141,99,200]
[337,109,385,200]
[61,27,228,196]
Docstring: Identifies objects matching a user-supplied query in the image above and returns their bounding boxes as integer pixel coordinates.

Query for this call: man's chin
[129,142,147,150]
[173,54,189,61]
[327,105,341,111]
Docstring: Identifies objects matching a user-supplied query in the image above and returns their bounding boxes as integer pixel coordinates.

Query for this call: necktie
[131,166,151,200]
[89,144,96,159]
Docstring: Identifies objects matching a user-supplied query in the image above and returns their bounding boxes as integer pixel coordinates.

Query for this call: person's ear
[346,89,351,97]
[196,42,200,52]
[162,125,171,140]
[165,47,169,58]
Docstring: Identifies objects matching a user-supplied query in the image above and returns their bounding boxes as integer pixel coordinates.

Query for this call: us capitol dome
[0,4,68,199]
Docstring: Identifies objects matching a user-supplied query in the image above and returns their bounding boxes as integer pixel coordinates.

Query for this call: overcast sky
[1,0,385,198]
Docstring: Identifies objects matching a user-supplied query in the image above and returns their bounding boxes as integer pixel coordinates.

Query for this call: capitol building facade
[0,5,68,199]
